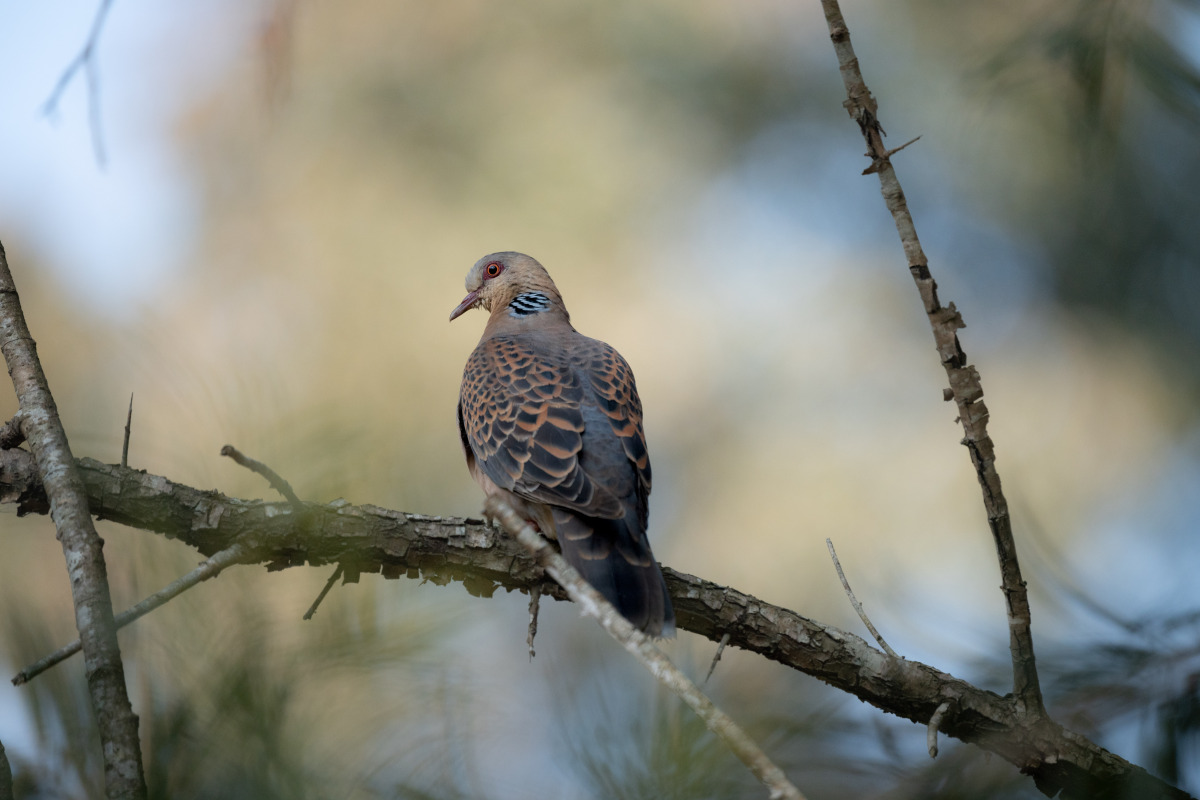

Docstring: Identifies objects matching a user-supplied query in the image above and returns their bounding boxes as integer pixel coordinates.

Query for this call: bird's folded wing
[570,338,652,500]
[460,335,624,519]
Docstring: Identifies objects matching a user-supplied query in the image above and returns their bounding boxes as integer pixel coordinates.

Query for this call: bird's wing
[569,336,652,503]
[459,334,625,519]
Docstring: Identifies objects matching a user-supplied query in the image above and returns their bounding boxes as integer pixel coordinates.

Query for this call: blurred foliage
[546,565,1200,800]
[909,0,1200,390]
[1,515,456,799]
[14,564,1198,799]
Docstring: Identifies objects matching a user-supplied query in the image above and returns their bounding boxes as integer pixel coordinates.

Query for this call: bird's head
[450,251,566,322]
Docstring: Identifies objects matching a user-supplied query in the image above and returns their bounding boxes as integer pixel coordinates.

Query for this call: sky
[0,0,263,315]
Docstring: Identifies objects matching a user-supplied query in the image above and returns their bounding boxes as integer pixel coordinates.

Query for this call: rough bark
[0,449,1188,800]
[818,0,1043,717]
[0,245,146,799]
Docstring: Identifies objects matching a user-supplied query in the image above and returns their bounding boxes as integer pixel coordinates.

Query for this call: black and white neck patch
[508,292,552,318]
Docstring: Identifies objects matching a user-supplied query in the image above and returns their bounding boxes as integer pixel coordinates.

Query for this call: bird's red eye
[484,261,503,279]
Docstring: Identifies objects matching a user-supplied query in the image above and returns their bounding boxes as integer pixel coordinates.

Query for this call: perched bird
[451,252,675,637]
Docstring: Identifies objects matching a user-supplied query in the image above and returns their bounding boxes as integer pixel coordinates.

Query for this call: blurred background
[1,0,1199,797]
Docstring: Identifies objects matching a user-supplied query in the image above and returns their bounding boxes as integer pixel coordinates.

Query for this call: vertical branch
[816,0,1044,716]
[0,242,147,798]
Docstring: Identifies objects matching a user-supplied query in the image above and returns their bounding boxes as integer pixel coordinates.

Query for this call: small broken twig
[121,393,132,468]
[705,632,732,684]
[861,134,922,175]
[220,444,304,510]
[927,700,951,758]
[826,538,898,658]
[527,583,541,660]
[13,541,252,686]
[488,496,806,800]
[303,564,344,620]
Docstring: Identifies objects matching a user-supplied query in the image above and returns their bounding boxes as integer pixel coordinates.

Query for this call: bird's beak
[449,289,481,322]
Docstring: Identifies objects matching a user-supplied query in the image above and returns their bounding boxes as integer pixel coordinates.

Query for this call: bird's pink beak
[449,289,481,322]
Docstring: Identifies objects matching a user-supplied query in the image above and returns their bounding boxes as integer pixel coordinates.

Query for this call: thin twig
[220,444,305,510]
[825,538,898,658]
[527,583,541,660]
[0,241,145,796]
[303,564,343,621]
[12,542,252,686]
[121,393,133,468]
[487,496,806,800]
[874,134,922,168]
[43,0,114,166]
[817,0,1043,717]
[927,700,951,758]
[705,633,732,684]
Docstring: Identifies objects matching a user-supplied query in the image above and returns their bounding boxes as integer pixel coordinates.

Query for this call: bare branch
[302,564,343,621]
[0,450,1189,799]
[43,0,114,166]
[0,242,145,797]
[12,541,253,686]
[121,393,132,468]
[527,583,541,660]
[826,538,898,658]
[220,444,304,509]
[486,496,806,800]
[927,700,951,758]
[704,632,731,685]
[817,0,1044,717]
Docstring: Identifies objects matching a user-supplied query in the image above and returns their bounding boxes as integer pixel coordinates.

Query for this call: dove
[451,252,675,637]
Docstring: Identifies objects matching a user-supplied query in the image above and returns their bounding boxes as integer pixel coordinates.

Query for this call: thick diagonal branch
[0,451,1185,799]
[0,243,146,799]
[817,0,1043,717]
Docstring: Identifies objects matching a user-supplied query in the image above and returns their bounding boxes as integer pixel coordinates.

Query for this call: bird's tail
[551,508,675,638]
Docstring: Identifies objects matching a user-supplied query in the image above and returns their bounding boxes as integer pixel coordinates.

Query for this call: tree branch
[0,449,1187,799]
[487,496,806,800]
[927,700,951,759]
[43,0,114,166]
[0,243,146,798]
[826,537,897,658]
[12,541,254,686]
[220,444,304,509]
[121,394,132,468]
[817,0,1044,718]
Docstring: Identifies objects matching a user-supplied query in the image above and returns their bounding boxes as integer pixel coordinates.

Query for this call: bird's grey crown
[508,292,552,317]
